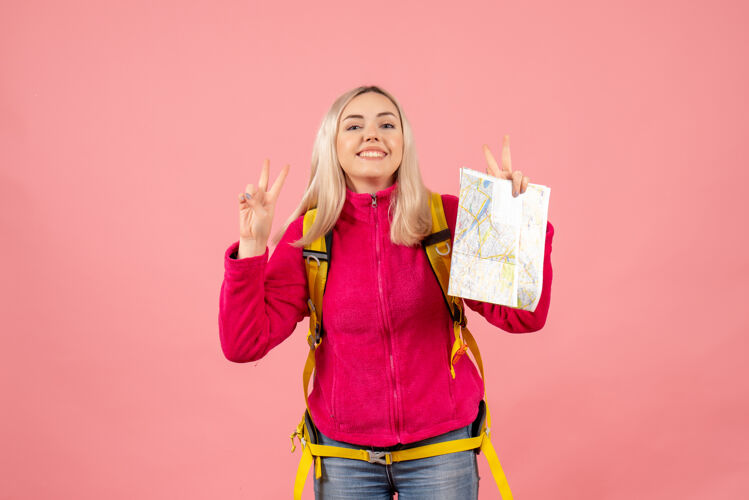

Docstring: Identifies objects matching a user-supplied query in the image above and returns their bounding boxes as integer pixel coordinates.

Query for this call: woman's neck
[344,175,396,195]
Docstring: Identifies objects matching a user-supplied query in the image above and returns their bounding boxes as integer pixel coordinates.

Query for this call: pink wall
[2,0,747,498]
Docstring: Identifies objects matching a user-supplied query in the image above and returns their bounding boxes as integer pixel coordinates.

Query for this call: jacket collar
[342,182,397,222]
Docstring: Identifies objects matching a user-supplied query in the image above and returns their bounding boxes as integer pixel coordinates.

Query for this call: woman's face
[336,92,404,193]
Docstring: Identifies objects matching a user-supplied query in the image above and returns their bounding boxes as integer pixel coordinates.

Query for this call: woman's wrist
[237,238,266,259]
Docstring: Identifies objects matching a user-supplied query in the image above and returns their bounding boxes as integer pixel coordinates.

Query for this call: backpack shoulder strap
[422,192,465,326]
[422,192,469,378]
[299,208,332,479]
[301,209,331,349]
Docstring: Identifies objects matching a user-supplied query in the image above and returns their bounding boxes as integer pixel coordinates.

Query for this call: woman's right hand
[237,159,290,258]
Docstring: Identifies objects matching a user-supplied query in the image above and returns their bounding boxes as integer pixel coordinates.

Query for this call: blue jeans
[313,424,480,500]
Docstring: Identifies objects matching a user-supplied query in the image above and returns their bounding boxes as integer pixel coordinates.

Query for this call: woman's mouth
[357,151,387,160]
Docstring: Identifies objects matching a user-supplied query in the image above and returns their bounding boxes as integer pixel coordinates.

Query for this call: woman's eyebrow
[342,112,398,121]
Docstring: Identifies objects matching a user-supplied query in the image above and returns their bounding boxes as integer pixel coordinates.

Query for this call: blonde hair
[276,85,432,247]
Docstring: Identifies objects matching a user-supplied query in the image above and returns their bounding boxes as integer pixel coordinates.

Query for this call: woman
[219,85,554,499]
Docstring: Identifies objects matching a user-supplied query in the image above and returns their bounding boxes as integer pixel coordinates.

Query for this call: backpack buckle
[307,299,322,348]
[307,324,322,348]
[435,241,451,256]
[366,451,392,465]
[452,342,469,364]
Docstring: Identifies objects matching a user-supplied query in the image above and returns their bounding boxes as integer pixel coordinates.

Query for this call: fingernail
[244,193,252,200]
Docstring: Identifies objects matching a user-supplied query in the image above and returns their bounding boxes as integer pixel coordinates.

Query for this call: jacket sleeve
[218,216,309,362]
[441,193,554,333]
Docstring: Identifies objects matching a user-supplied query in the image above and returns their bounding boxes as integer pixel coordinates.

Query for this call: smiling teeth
[359,151,385,158]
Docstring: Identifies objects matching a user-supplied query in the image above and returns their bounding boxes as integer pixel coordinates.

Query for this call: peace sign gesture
[482,135,529,197]
[236,159,290,258]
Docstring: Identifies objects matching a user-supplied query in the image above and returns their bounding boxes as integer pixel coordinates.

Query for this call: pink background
[2,0,747,498]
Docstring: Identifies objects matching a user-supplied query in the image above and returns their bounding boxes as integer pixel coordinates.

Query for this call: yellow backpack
[290,192,514,499]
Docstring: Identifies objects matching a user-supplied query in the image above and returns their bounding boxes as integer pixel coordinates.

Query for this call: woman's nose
[363,123,380,141]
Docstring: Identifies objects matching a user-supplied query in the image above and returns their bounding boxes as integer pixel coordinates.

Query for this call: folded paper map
[447,167,550,311]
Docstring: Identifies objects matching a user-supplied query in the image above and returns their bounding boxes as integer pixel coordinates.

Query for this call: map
[447,168,550,311]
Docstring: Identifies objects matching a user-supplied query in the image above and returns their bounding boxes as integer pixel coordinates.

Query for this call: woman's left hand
[482,134,529,197]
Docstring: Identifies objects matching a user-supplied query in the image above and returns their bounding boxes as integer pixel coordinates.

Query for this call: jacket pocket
[313,346,338,430]
[330,353,338,429]
[446,348,458,420]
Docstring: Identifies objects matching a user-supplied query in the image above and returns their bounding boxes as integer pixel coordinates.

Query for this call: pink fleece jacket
[219,182,554,447]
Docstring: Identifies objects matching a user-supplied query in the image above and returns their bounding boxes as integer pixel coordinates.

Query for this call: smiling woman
[219,85,555,500]
[275,86,433,249]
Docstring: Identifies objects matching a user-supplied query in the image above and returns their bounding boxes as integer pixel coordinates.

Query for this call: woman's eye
[345,123,395,131]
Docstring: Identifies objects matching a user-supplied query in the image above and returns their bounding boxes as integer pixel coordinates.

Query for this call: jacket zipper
[371,193,401,442]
